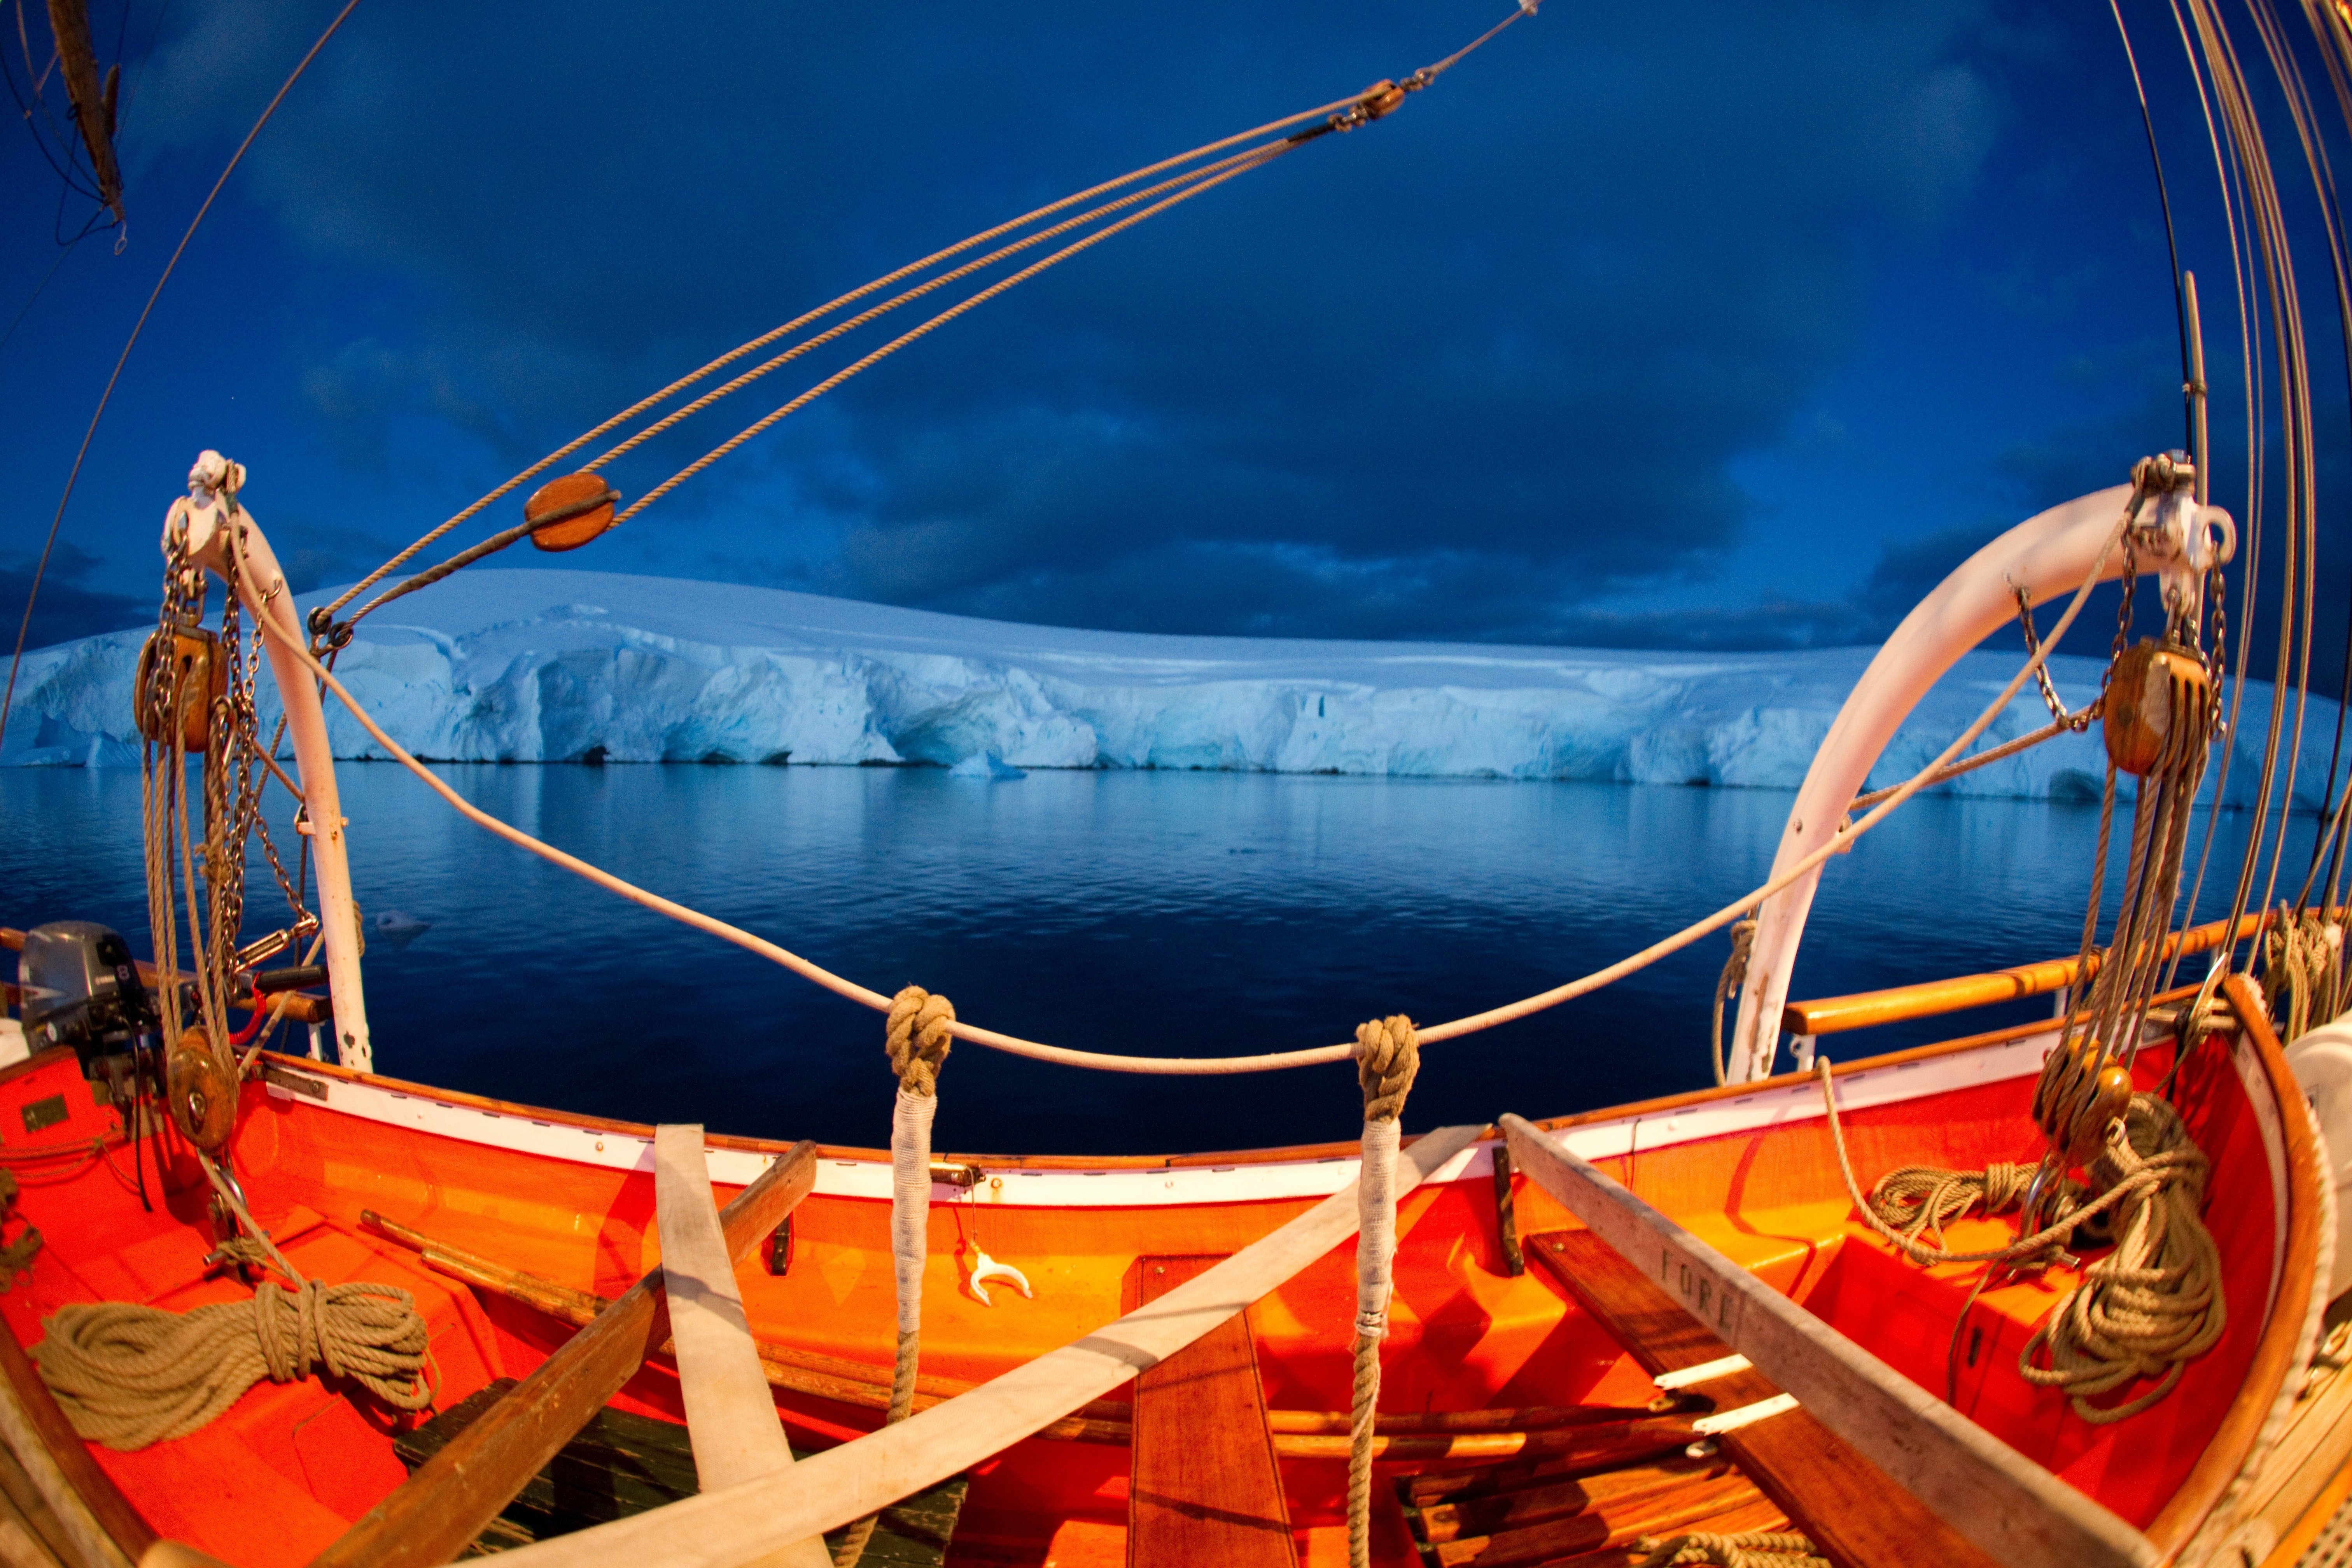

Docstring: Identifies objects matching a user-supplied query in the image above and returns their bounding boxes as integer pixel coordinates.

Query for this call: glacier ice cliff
[3,567,2341,806]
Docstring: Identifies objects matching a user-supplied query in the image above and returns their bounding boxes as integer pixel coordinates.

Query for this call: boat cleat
[966,1247,1032,1307]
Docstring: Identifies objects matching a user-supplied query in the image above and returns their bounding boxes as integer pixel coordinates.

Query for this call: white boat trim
[259,1020,2061,1210]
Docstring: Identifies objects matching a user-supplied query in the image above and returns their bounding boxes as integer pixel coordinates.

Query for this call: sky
[1,0,2346,673]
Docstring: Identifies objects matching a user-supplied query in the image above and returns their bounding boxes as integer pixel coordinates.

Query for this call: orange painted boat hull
[0,999,2327,1568]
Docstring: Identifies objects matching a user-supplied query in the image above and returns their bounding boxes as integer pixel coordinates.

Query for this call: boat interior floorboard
[1523,1228,2000,1568]
[397,1378,970,1564]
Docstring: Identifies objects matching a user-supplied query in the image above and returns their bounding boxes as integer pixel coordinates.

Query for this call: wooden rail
[1778,910,2272,1038]
[1497,1114,2156,1568]
[0,928,331,1029]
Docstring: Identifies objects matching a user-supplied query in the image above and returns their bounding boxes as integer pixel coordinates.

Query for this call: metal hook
[966,1247,1032,1307]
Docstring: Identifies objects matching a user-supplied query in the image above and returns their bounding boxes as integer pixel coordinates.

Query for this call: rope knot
[887,986,956,1096]
[1354,1015,1418,1124]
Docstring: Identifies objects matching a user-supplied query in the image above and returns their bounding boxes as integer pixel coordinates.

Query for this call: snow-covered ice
[4,567,2340,806]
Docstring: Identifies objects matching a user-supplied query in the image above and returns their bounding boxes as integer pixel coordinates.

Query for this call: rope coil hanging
[834,986,955,1568]
[1346,1014,1418,1568]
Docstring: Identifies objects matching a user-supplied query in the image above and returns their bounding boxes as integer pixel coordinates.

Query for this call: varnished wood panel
[1127,1255,1295,1568]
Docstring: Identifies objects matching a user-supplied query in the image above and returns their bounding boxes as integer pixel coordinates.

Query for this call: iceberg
[3,567,2341,807]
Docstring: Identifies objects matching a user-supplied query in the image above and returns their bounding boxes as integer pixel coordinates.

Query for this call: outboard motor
[17,922,158,1066]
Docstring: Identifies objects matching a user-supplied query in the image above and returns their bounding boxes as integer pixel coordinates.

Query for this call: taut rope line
[242,499,2132,1074]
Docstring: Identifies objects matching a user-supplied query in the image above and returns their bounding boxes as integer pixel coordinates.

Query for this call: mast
[173,454,373,1071]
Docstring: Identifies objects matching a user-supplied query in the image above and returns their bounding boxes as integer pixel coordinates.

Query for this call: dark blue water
[0,766,2326,1154]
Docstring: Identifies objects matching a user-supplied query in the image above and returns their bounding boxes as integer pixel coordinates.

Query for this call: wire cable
[0,0,363,756]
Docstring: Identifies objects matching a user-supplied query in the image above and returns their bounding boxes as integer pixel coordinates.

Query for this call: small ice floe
[948,752,1025,780]
[370,910,434,949]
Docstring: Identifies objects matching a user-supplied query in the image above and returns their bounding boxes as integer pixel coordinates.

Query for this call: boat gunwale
[2140,973,2328,1560]
[236,984,2208,1174]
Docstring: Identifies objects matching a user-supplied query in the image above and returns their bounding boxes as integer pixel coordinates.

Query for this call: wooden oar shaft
[312,1141,818,1568]
[1780,909,2273,1037]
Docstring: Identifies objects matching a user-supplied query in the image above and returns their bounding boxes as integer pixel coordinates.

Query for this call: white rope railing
[242,500,2132,1075]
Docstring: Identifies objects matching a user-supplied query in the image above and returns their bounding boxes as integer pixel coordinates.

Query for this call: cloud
[0,542,147,650]
[119,0,2004,640]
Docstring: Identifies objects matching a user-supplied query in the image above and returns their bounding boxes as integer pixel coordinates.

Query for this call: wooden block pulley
[165,1028,235,1152]
[2103,638,2214,778]
[132,625,226,752]
[524,472,621,553]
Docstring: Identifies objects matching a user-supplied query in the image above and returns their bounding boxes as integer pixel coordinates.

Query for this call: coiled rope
[30,1158,433,1450]
[2263,904,2343,1042]
[1816,1059,2224,1423]
[1346,1014,1418,1568]
[834,987,955,1568]
[1632,1533,1827,1568]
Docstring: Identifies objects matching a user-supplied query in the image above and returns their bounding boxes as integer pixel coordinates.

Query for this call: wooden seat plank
[1525,1229,2001,1568]
[1127,1255,1295,1568]
[654,1126,826,1568]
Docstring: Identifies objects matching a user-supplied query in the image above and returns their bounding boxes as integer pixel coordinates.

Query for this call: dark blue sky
[1,0,2341,659]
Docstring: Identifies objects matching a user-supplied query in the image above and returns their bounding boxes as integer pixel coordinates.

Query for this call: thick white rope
[245,503,2130,1075]
[1347,1015,1417,1568]
[834,987,952,1568]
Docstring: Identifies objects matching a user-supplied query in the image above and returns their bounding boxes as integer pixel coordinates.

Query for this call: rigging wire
[312,102,1364,627]
[340,139,1300,626]
[0,232,80,362]
[320,2,1540,640]
[2109,0,2194,446]
[2287,0,2352,907]
[2196,0,2319,947]
[0,0,364,757]
[2163,0,2270,991]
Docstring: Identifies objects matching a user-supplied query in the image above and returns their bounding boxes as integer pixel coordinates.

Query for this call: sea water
[0,765,2328,1154]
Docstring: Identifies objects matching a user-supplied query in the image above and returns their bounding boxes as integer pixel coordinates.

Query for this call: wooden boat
[0,905,2339,1568]
[7,7,2352,1567]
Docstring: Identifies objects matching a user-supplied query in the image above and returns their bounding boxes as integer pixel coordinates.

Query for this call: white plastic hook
[966,1247,1032,1307]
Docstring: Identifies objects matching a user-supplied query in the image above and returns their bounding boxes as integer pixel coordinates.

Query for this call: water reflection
[0,766,2323,1154]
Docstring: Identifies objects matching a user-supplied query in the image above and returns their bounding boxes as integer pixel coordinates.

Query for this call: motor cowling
[17,922,157,1064]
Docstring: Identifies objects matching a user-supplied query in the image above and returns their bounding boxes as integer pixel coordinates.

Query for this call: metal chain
[2014,585,2095,732]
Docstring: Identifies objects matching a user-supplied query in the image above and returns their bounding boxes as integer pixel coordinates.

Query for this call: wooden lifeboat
[0,926,2336,1568]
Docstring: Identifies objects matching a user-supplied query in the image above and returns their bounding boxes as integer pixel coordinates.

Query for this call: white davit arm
[171,451,374,1072]
[1724,473,2233,1083]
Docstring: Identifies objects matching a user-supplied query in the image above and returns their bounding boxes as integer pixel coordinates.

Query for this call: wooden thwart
[485,1123,1486,1568]
[653,1125,826,1568]
[1127,1255,1293,1568]
[1498,1114,2155,1568]
[309,1139,820,1568]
